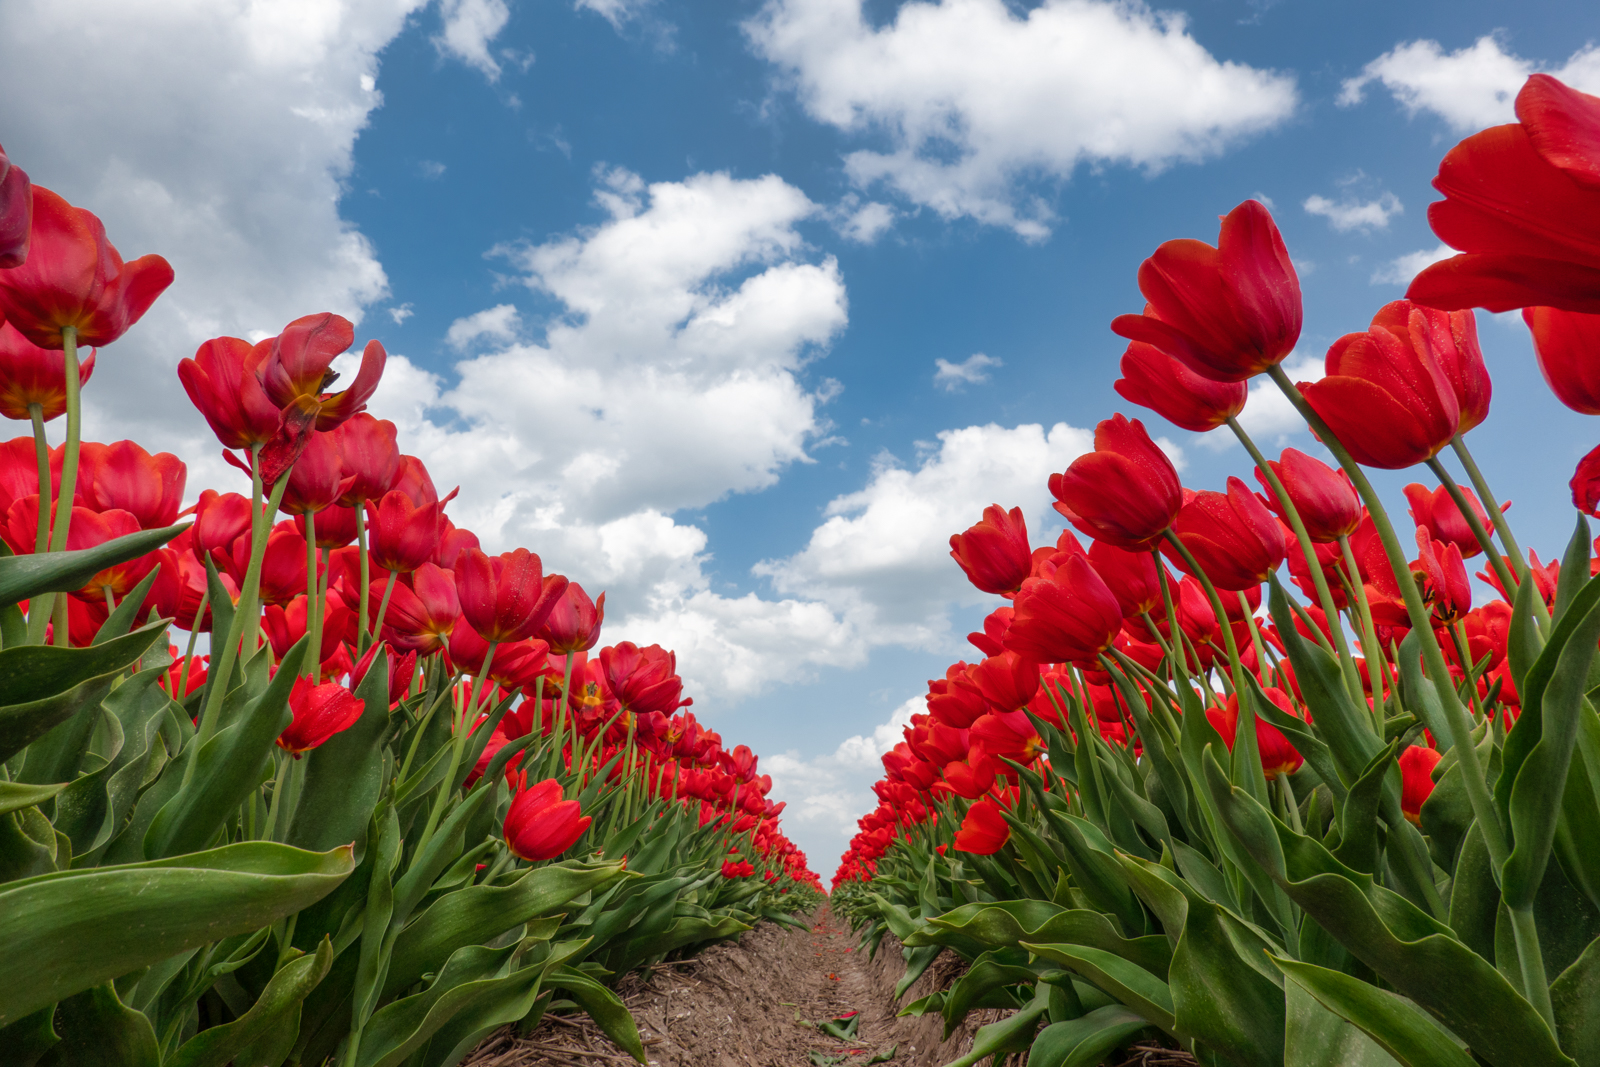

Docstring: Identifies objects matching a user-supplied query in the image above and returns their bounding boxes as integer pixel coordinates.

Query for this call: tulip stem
[304,511,318,679]
[1450,435,1550,632]
[1267,365,1511,866]
[556,654,576,778]
[355,507,371,652]
[1449,621,1488,722]
[1510,904,1557,1027]
[178,592,207,699]
[1227,416,1365,705]
[47,328,81,558]
[372,571,397,643]
[1339,535,1390,728]
[418,641,497,857]
[27,404,50,555]
[1152,556,1195,688]
[1423,456,1521,607]
[1161,531,1247,694]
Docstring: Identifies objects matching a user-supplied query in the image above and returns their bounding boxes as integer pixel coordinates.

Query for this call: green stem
[177,590,207,699]
[303,510,319,679]
[417,640,498,857]
[372,571,398,643]
[1424,456,1520,609]
[1510,904,1557,1027]
[356,507,371,651]
[24,404,53,644]
[1161,531,1247,693]
[1339,535,1389,729]
[1450,435,1551,632]
[1152,554,1195,688]
[47,328,81,555]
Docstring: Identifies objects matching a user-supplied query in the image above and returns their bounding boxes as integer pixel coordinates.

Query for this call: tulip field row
[0,140,822,1066]
[833,74,1600,1067]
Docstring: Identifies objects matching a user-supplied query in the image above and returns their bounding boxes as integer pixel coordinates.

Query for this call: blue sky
[3,0,1598,875]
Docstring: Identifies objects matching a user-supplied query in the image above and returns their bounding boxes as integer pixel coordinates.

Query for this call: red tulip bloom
[1403,482,1494,558]
[1300,301,1461,469]
[333,413,400,506]
[1088,539,1165,619]
[1004,553,1124,664]
[456,547,568,644]
[262,592,354,668]
[538,581,606,654]
[1399,745,1443,825]
[503,774,591,860]
[258,313,385,432]
[1414,530,1471,626]
[1113,341,1248,432]
[0,186,173,348]
[76,440,186,530]
[178,335,282,453]
[295,503,358,549]
[1166,477,1287,592]
[381,562,462,655]
[1408,75,1600,314]
[433,516,479,570]
[1254,448,1360,543]
[1573,444,1600,518]
[278,431,351,516]
[1111,199,1302,383]
[366,488,456,574]
[970,650,1040,713]
[967,606,1015,657]
[599,642,689,716]
[277,677,364,756]
[391,454,438,506]
[1524,305,1600,414]
[949,504,1032,596]
[65,507,158,601]
[0,322,95,421]
[1412,307,1491,434]
[927,664,988,730]
[244,523,311,606]
[969,709,1045,763]
[350,641,418,705]
[954,794,1012,855]
[0,436,52,515]
[1206,688,1304,779]
[0,144,30,269]
[1049,414,1182,550]
[192,490,255,564]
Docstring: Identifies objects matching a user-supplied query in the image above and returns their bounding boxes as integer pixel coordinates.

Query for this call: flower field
[0,139,823,1065]
[832,74,1600,1067]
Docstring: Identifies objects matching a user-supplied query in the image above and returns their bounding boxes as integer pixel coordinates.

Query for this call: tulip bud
[503,774,591,860]
[1113,341,1248,432]
[1049,414,1182,550]
[948,504,1032,596]
[277,677,363,755]
[1165,477,1287,592]
[1254,448,1359,543]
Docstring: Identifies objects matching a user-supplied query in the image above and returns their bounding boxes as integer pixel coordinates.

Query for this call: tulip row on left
[0,143,823,1067]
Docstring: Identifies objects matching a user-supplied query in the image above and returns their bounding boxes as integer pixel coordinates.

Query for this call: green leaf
[0,841,353,1026]
[91,565,162,646]
[919,901,1171,976]
[287,646,393,856]
[0,525,186,608]
[940,952,1036,1034]
[1269,576,1379,789]
[1275,955,1472,1067]
[1021,943,1175,1034]
[35,981,158,1067]
[1552,933,1600,1065]
[544,965,647,1063]
[51,671,172,862]
[165,938,334,1067]
[943,986,1051,1067]
[353,944,536,1067]
[1026,1004,1148,1067]
[1284,969,1398,1067]
[1333,742,1402,876]
[0,781,65,817]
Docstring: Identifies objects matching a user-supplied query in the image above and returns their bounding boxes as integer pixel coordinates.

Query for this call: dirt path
[465,905,1000,1067]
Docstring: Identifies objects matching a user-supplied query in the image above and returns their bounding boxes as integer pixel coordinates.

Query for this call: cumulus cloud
[1371,243,1455,286]
[576,0,654,30]
[832,199,897,244]
[435,0,513,81]
[1197,353,1320,452]
[1339,36,1600,131]
[445,303,522,349]
[746,0,1297,238]
[933,352,1001,392]
[1303,191,1402,233]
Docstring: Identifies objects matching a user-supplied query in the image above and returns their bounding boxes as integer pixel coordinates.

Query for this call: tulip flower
[969,650,1040,713]
[1524,306,1600,415]
[455,547,568,644]
[927,664,988,730]
[0,435,52,515]
[1165,477,1287,592]
[538,581,606,654]
[262,593,354,669]
[1088,539,1165,619]
[1299,301,1460,469]
[948,504,1032,596]
[380,562,461,654]
[391,454,439,506]
[721,859,756,879]
[295,503,358,549]
[192,490,255,565]
[0,144,30,269]
[1206,688,1304,779]
[75,440,185,530]
[277,431,350,516]
[1414,530,1471,626]
[969,710,1044,763]
[0,322,95,421]
[1399,745,1443,825]
[1253,448,1359,543]
[1403,482,1494,558]
[1049,414,1182,550]
[0,186,173,348]
[332,413,400,506]
[599,641,689,716]
[178,336,283,452]
[350,641,417,706]
[953,794,1011,855]
[238,523,311,606]
[1004,553,1124,664]
[252,313,386,485]
[277,677,364,756]
[1573,444,1600,518]
[966,606,1014,657]
[1110,199,1302,382]
[366,488,456,574]
[1408,305,1490,434]
[65,506,159,603]
[1408,75,1600,314]
[503,774,591,860]
[1112,341,1248,432]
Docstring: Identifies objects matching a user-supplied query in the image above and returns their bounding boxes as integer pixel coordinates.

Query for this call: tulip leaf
[0,841,352,1026]
[921,901,1172,976]
[943,984,1051,1067]
[90,565,162,646]
[543,965,647,1063]
[0,524,187,608]
[1269,576,1380,786]
[352,944,536,1067]
[1333,741,1402,876]
[1446,823,1500,962]
[1552,933,1600,1065]
[35,981,158,1067]
[287,646,393,857]
[1025,1004,1150,1067]
[939,950,1037,1034]
[0,780,65,817]
[1022,943,1176,1035]
[1276,955,1471,1067]
[51,670,171,862]
[165,937,334,1067]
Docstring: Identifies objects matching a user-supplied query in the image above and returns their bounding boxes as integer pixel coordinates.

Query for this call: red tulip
[1087,539,1165,619]
[1524,305,1600,414]
[1049,414,1182,550]
[254,313,386,485]
[244,523,311,606]
[1113,340,1248,431]
[927,664,988,730]
[0,144,31,269]
[969,651,1040,713]
[192,490,255,564]
[1573,444,1600,518]
[967,606,1014,657]
[455,547,568,643]
[178,336,283,451]
[262,592,354,668]
[75,440,185,530]
[1111,199,1302,382]
[0,186,173,348]
[365,487,459,574]
[350,641,418,705]
[969,710,1044,763]
[503,774,591,860]
[1206,688,1304,779]
[1414,530,1471,626]
[380,562,461,654]
[1413,307,1491,434]
[0,436,52,515]
[333,413,400,506]
[0,321,95,421]
[1166,477,1287,592]
[599,642,688,716]
[721,859,756,879]
[65,507,158,601]
[1403,482,1493,558]
[295,503,358,549]
[538,581,606,654]
[1408,75,1600,314]
[391,454,438,506]
[1399,745,1442,825]
[1004,553,1124,664]
[1300,301,1460,469]
[1254,448,1359,542]
[433,516,479,570]
[277,677,363,755]
[277,431,350,516]
[949,504,1032,596]
[953,794,1011,855]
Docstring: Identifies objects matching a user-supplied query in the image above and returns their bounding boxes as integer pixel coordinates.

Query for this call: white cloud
[746,0,1297,238]
[834,199,897,244]
[1303,191,1402,233]
[435,0,512,81]
[445,303,522,349]
[933,352,1001,392]
[1370,243,1455,286]
[389,302,416,324]
[1340,36,1600,131]
[576,0,653,30]
[419,159,447,179]
[1198,353,1320,452]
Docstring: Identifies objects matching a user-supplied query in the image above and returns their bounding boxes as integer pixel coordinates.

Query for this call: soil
[463,906,1195,1067]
